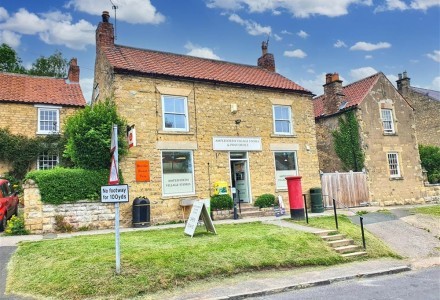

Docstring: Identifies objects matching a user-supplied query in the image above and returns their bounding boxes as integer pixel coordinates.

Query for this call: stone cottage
[313,72,425,206]
[396,71,440,147]
[0,59,87,173]
[93,12,321,224]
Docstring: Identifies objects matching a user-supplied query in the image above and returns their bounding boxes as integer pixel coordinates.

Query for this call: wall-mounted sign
[213,137,262,151]
[127,125,136,148]
[136,160,150,182]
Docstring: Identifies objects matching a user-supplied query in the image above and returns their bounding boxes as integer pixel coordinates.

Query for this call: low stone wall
[424,184,440,203]
[23,180,116,234]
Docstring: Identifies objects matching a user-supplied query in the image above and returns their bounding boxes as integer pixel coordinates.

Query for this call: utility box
[310,187,324,213]
[214,181,229,195]
[132,197,150,228]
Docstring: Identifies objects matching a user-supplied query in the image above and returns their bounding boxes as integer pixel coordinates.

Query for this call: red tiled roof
[103,45,310,93]
[0,72,86,107]
[313,73,381,118]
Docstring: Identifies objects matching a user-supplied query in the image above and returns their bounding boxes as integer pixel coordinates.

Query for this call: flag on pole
[109,124,119,185]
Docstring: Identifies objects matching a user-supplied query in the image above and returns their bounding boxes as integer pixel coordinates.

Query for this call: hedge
[25,168,117,204]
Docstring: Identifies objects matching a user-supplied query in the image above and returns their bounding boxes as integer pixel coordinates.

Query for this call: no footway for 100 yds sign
[101,184,129,203]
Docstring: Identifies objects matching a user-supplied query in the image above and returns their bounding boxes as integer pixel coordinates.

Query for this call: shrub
[419,145,440,184]
[210,194,233,210]
[254,193,275,208]
[54,215,74,233]
[4,215,29,236]
[25,168,113,204]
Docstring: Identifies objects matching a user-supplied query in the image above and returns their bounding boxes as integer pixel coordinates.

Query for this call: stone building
[396,71,440,147]
[313,72,425,206]
[93,12,321,224]
[0,59,86,173]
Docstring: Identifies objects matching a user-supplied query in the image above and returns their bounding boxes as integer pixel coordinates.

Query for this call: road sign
[101,184,129,203]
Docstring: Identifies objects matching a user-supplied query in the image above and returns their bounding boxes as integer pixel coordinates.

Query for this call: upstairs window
[387,152,401,178]
[273,105,292,135]
[162,95,188,131]
[37,106,60,134]
[381,109,395,134]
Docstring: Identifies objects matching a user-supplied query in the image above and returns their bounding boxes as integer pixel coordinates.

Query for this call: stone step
[334,244,361,254]
[341,251,368,258]
[239,210,269,218]
[321,234,346,241]
[327,239,353,248]
[314,229,338,237]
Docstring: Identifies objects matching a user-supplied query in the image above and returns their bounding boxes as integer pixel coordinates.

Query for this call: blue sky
[1,0,439,101]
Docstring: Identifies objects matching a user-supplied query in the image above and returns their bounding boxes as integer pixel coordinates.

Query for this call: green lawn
[293,215,400,259]
[8,222,348,299]
[410,205,440,216]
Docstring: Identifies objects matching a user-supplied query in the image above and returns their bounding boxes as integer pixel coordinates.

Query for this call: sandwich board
[184,200,216,237]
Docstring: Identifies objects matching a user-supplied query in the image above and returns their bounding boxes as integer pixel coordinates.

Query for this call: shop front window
[162,151,195,196]
[274,151,298,189]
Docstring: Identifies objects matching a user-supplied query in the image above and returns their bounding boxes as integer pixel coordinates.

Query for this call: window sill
[271,133,297,138]
[383,133,397,136]
[158,130,195,136]
[161,194,197,200]
[389,177,404,181]
[36,131,60,135]
[275,188,288,192]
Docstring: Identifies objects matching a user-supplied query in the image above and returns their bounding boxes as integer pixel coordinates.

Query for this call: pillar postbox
[285,176,305,220]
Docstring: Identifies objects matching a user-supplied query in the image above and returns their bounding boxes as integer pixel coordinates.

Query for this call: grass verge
[8,222,347,299]
[410,205,440,216]
[292,215,400,259]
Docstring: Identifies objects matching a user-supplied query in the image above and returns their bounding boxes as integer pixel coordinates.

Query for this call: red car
[0,179,19,231]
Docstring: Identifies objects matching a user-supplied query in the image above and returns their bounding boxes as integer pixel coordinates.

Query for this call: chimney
[257,41,275,72]
[67,58,79,83]
[96,11,114,51]
[396,71,410,96]
[323,73,345,115]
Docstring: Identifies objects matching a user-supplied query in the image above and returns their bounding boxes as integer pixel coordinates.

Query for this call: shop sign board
[213,137,262,151]
[184,200,216,237]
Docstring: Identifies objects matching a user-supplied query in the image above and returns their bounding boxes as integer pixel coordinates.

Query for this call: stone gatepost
[23,179,44,233]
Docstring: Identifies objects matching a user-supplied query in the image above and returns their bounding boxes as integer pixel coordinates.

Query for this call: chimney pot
[257,41,275,72]
[323,72,344,115]
[102,11,110,22]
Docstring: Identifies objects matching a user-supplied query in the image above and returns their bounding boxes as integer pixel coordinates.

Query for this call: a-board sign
[101,184,129,203]
[184,200,216,237]
[135,160,150,182]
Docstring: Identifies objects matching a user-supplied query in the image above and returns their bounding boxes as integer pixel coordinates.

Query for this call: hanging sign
[127,125,136,148]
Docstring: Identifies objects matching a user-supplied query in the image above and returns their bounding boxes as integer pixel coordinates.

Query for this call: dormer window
[35,105,61,134]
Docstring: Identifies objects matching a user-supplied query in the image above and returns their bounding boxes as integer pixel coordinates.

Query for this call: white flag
[109,125,119,185]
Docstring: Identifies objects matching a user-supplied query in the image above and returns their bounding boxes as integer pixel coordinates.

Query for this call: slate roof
[313,73,381,118]
[102,45,310,94]
[0,72,86,107]
[410,86,440,101]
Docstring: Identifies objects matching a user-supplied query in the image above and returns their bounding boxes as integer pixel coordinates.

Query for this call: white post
[113,124,121,275]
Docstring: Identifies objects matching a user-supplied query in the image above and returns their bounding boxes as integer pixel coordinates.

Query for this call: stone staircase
[235,203,275,218]
[315,229,367,258]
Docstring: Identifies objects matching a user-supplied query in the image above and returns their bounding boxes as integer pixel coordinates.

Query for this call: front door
[230,152,251,203]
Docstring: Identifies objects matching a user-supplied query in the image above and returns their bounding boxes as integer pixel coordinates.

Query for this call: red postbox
[285,175,305,220]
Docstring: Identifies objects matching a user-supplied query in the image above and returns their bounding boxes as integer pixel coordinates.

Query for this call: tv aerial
[109,0,118,40]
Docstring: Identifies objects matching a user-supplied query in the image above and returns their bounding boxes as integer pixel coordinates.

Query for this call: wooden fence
[321,171,369,208]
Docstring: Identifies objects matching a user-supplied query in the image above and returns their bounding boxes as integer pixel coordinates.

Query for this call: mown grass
[410,205,440,216]
[8,222,346,300]
[293,215,400,259]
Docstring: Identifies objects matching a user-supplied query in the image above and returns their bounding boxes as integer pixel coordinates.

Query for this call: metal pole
[360,216,366,249]
[303,194,308,224]
[115,202,121,274]
[332,198,338,230]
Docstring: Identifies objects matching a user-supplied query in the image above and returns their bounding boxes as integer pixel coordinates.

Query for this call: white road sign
[101,184,129,203]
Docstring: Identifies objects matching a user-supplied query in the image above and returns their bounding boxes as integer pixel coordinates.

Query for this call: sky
[0,0,439,102]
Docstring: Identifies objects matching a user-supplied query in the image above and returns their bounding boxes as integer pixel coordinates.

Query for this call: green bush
[25,168,114,204]
[254,193,275,208]
[419,145,440,184]
[4,215,29,236]
[210,194,233,210]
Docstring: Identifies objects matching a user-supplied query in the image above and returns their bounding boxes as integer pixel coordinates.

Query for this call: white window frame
[273,151,298,190]
[37,152,59,170]
[35,105,61,134]
[273,105,293,135]
[387,152,401,178]
[381,109,395,134]
[161,150,195,197]
[162,95,189,132]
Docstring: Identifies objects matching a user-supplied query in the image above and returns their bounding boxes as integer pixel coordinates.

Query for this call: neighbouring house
[396,71,440,147]
[93,12,321,225]
[0,58,87,174]
[313,72,426,206]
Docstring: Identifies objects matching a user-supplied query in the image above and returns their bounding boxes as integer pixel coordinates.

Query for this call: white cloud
[432,76,440,90]
[66,0,165,24]
[0,7,9,21]
[410,0,440,10]
[228,13,271,36]
[0,8,48,34]
[350,67,378,81]
[427,50,440,62]
[272,10,282,15]
[281,30,292,35]
[350,41,391,51]
[207,0,372,18]
[300,72,349,96]
[39,19,96,50]
[375,0,408,12]
[80,77,94,104]
[274,34,282,41]
[184,42,220,60]
[365,55,373,59]
[297,30,309,38]
[334,39,347,48]
[385,74,399,87]
[284,49,307,58]
[0,30,21,48]
[307,68,315,74]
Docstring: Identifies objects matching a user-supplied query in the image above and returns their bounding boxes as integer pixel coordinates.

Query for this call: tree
[419,145,440,183]
[332,110,365,172]
[28,50,68,78]
[0,43,26,73]
[63,100,127,170]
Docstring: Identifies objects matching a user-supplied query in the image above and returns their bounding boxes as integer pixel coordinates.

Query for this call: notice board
[135,160,150,182]
[184,200,216,237]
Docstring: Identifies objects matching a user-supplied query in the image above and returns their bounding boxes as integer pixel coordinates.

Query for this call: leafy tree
[63,100,127,170]
[332,110,364,172]
[419,145,440,183]
[0,43,26,73]
[28,50,68,78]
